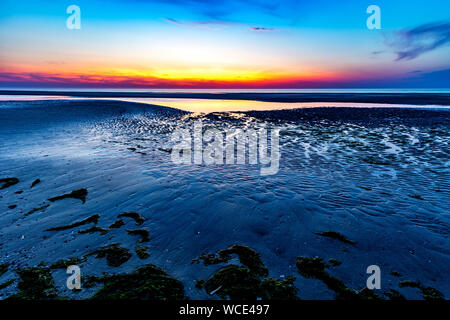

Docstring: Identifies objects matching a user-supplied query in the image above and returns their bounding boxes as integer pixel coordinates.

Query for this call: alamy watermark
[366,265,381,289]
[366,5,381,30]
[66,265,81,290]
[66,5,81,30]
[170,121,280,176]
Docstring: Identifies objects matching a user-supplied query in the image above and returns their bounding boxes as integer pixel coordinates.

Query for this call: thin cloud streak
[249,27,277,31]
[386,21,450,61]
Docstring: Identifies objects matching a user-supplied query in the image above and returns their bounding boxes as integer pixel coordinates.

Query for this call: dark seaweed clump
[295,256,381,300]
[389,270,402,277]
[86,265,186,300]
[384,289,406,300]
[0,263,8,277]
[192,253,231,266]
[399,280,444,300]
[200,265,262,299]
[0,279,15,290]
[0,178,19,190]
[7,267,59,300]
[85,244,132,267]
[30,179,41,188]
[193,244,268,277]
[50,257,87,269]
[24,204,50,217]
[118,212,145,225]
[109,219,125,229]
[126,229,150,243]
[195,245,298,300]
[218,245,269,277]
[135,245,150,259]
[259,276,298,300]
[45,214,100,231]
[314,231,356,245]
[328,258,342,267]
[78,226,110,235]
[48,188,88,204]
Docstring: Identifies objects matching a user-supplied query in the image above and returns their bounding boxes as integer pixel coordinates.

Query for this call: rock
[88,265,186,300]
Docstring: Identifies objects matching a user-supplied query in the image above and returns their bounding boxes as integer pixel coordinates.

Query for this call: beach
[0,99,449,300]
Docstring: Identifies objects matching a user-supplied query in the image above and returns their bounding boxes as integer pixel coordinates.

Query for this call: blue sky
[0,0,449,88]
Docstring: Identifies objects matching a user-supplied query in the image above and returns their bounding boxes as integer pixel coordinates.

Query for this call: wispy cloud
[249,27,277,32]
[156,0,304,24]
[164,18,183,25]
[386,21,450,61]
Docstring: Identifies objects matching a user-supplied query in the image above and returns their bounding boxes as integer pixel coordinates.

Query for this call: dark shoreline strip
[1,90,450,105]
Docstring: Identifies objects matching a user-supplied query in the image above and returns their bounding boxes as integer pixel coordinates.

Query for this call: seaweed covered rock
[399,280,444,300]
[196,245,298,300]
[260,276,298,300]
[218,245,269,277]
[328,258,342,267]
[191,253,231,266]
[384,289,406,300]
[50,257,86,269]
[135,244,150,259]
[295,256,382,300]
[118,212,145,225]
[89,265,186,300]
[193,244,268,277]
[8,267,59,300]
[295,257,328,279]
[126,229,150,243]
[421,286,444,300]
[203,265,262,300]
[86,244,132,267]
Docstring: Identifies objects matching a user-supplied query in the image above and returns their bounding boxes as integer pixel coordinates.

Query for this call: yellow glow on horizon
[1,61,341,86]
[96,65,332,83]
[110,67,282,82]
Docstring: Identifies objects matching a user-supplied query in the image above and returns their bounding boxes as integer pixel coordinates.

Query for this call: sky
[0,0,449,89]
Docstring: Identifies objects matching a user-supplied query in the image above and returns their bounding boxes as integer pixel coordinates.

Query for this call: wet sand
[0,100,449,300]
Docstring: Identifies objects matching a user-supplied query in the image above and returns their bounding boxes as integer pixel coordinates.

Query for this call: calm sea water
[1,91,450,113]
